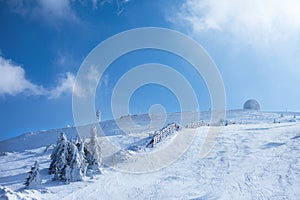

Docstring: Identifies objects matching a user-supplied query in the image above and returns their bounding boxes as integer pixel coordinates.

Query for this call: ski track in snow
[1,111,300,199]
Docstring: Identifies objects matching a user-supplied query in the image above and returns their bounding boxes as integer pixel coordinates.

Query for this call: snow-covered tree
[73,132,87,176]
[84,126,102,173]
[74,132,85,155]
[67,142,85,182]
[49,132,86,182]
[49,132,68,177]
[24,161,42,189]
[96,110,101,122]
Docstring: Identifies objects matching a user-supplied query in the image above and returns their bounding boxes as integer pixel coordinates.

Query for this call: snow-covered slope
[0,112,180,153]
[1,110,300,199]
[0,110,295,153]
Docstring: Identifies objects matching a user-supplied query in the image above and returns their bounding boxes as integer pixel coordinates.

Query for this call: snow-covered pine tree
[74,132,84,155]
[85,126,102,173]
[73,132,87,176]
[24,161,42,189]
[49,132,86,182]
[66,142,85,182]
[96,110,101,122]
[49,132,68,178]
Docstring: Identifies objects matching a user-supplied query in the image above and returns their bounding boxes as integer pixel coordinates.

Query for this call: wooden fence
[147,123,181,148]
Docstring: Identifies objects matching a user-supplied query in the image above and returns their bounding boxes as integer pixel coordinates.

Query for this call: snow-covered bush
[84,127,102,174]
[24,161,42,189]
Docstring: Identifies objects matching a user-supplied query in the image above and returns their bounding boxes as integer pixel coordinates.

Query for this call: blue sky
[1,0,300,140]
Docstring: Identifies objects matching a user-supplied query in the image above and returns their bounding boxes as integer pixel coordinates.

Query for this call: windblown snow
[1,110,300,199]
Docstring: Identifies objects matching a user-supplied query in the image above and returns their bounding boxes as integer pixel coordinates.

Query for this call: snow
[1,110,300,199]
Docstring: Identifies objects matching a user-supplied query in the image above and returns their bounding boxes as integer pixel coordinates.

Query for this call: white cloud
[0,56,45,96]
[6,0,131,26]
[0,56,76,99]
[73,65,109,98]
[7,0,78,26]
[48,72,76,99]
[34,0,78,24]
[171,0,300,48]
[0,56,110,99]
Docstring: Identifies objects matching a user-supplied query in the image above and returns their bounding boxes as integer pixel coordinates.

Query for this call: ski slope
[1,110,300,199]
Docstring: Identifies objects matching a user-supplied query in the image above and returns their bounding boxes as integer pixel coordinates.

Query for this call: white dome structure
[243,99,260,111]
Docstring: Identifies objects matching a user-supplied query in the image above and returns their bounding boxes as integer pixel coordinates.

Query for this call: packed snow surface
[1,110,300,199]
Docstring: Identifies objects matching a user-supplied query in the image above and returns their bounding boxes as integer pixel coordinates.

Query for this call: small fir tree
[74,132,87,176]
[24,161,42,189]
[85,127,102,173]
[66,142,85,181]
[49,132,68,179]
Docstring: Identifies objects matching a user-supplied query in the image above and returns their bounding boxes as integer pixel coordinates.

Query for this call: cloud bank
[168,0,300,111]
[171,0,300,49]
[0,56,75,99]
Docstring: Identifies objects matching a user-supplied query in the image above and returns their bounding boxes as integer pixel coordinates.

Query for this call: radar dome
[243,99,260,111]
